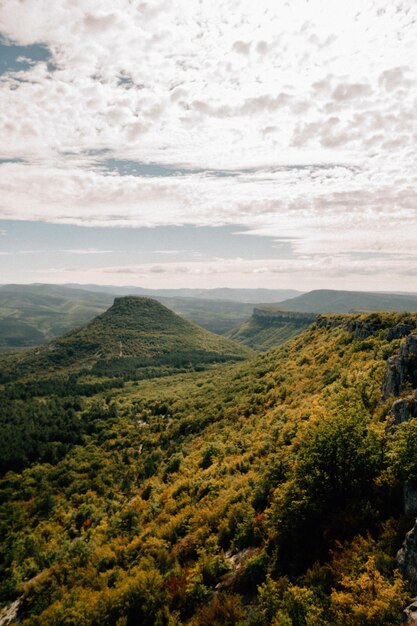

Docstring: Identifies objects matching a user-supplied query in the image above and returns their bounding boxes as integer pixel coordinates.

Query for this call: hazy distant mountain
[64,283,303,303]
[0,284,114,349]
[275,289,417,313]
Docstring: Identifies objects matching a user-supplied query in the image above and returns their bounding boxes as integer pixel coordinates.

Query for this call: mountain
[1,311,416,624]
[276,289,417,313]
[0,284,266,351]
[0,296,252,380]
[228,308,317,351]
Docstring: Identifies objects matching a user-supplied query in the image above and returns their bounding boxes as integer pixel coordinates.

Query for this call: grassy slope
[1,312,416,623]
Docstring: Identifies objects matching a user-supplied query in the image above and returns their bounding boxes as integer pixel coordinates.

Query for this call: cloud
[331,83,372,101]
[232,41,251,55]
[0,0,416,288]
[36,249,417,292]
[378,66,410,91]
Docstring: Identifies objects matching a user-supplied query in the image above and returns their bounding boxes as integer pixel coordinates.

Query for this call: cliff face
[385,334,417,591]
[398,524,417,593]
[403,597,417,625]
[228,309,317,351]
[252,309,317,325]
[383,335,417,400]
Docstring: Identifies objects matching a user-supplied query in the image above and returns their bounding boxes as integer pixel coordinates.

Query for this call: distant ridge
[275,289,417,313]
[64,283,303,303]
[227,289,417,352]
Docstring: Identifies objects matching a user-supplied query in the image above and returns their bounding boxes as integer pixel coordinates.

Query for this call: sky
[0,0,416,290]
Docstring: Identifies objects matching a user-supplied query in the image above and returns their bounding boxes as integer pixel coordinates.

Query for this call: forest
[1,312,417,624]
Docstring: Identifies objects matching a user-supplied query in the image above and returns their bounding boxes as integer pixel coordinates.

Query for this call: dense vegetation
[1,312,417,624]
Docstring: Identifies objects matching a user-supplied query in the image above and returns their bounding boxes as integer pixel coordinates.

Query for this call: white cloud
[0,0,416,287]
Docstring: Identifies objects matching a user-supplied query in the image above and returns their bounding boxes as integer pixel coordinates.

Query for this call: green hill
[1,312,417,623]
[0,296,252,380]
[228,308,317,351]
[277,289,417,313]
[0,284,257,350]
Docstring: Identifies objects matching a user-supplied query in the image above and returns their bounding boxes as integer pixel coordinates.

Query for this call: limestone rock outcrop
[390,395,417,425]
[397,522,417,593]
[382,335,417,400]
[403,598,417,625]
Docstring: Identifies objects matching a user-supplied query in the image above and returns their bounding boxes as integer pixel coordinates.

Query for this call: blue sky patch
[0,220,296,283]
[0,39,52,75]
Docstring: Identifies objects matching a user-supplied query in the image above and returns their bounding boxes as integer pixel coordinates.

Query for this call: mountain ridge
[276,289,417,313]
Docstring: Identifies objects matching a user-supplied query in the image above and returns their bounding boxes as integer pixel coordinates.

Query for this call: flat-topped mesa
[111,296,161,311]
[253,309,317,325]
[101,296,187,331]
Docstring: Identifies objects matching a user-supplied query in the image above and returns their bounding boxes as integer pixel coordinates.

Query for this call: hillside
[0,284,260,350]
[228,309,317,351]
[0,296,252,380]
[1,312,417,623]
[277,289,417,313]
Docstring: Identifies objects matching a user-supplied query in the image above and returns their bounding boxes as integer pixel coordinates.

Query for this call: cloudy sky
[0,0,416,290]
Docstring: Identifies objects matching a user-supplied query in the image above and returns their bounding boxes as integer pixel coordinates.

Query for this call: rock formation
[403,598,417,625]
[382,335,417,400]
[398,522,417,594]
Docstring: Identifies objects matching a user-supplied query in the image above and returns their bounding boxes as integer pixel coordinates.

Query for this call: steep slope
[0,296,252,379]
[1,312,417,624]
[228,308,317,350]
[276,288,417,313]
